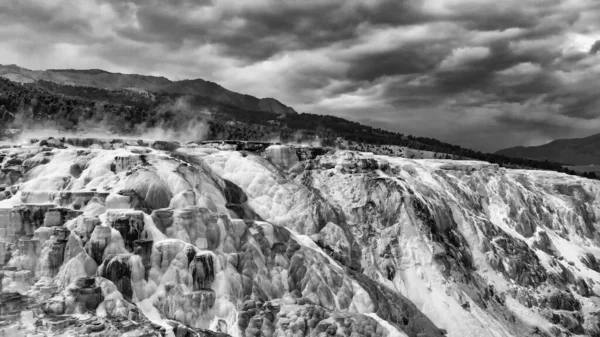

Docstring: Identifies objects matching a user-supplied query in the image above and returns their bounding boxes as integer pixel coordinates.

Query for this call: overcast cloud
[1,0,600,151]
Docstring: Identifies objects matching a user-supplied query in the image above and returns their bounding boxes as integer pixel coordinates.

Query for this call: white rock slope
[0,138,599,337]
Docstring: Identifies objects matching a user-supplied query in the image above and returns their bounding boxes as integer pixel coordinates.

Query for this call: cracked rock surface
[1,137,600,337]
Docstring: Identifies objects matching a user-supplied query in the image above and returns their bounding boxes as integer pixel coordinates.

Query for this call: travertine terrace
[1,136,600,337]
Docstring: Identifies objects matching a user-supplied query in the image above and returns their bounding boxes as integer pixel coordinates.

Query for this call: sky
[1,0,600,151]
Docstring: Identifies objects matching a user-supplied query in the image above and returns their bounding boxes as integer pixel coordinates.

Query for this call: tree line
[0,77,598,180]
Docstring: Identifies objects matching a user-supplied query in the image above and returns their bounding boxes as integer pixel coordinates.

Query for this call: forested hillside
[0,77,594,178]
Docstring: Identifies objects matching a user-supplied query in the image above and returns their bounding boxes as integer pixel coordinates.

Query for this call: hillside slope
[1,64,598,180]
[496,133,600,165]
[0,64,296,116]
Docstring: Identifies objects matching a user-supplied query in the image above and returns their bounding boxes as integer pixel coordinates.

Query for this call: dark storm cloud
[449,0,565,31]
[105,0,436,61]
[1,0,600,151]
[590,40,600,54]
[345,45,445,82]
[433,41,556,94]
[0,2,93,40]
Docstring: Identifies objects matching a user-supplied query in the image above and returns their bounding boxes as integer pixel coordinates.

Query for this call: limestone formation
[2,138,600,337]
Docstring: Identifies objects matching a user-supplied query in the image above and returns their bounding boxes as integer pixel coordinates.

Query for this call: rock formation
[1,136,600,336]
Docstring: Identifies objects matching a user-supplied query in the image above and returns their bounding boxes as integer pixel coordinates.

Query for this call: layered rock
[2,138,600,337]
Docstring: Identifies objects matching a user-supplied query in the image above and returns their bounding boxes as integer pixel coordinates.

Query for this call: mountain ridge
[0,64,297,116]
[1,64,598,180]
[496,132,600,165]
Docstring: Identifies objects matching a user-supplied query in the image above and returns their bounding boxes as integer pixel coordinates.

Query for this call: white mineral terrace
[1,136,600,337]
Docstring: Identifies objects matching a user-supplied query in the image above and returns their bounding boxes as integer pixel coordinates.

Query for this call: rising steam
[2,95,212,144]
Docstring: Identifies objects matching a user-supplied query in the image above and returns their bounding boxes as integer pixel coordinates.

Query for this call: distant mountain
[496,133,600,165]
[1,64,597,179]
[0,64,296,116]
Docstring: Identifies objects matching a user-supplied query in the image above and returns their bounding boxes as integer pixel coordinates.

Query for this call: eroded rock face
[2,139,600,337]
[98,255,134,301]
[106,209,147,251]
[264,145,299,170]
[313,222,352,266]
[41,277,103,315]
[189,252,215,290]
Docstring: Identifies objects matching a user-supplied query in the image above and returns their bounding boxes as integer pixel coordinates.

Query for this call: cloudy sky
[1,0,600,151]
